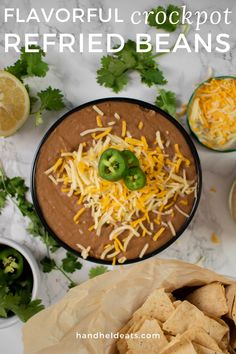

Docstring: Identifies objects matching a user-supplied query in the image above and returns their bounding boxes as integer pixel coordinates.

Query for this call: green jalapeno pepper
[124,167,147,191]
[0,247,24,280]
[98,148,128,181]
[122,150,139,168]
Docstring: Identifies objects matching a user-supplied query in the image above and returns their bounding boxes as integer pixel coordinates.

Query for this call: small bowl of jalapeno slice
[0,237,41,329]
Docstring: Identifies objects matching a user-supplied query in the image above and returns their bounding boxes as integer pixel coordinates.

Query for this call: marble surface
[0,0,236,353]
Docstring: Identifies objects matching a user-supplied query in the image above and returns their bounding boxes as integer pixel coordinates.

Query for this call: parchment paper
[22,258,234,354]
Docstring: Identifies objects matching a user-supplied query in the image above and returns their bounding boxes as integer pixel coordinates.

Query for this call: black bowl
[31,97,202,265]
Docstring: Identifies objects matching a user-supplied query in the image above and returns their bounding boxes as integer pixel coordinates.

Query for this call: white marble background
[0,0,236,353]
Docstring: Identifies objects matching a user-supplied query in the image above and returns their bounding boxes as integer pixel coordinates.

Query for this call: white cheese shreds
[118,257,127,264]
[174,205,190,217]
[92,105,104,116]
[108,121,116,126]
[139,243,149,258]
[101,245,115,260]
[114,112,120,120]
[48,175,58,185]
[156,131,164,150]
[80,127,108,137]
[168,221,176,236]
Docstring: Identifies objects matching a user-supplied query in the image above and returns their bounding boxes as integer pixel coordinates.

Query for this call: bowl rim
[31,97,202,265]
[0,237,40,328]
[186,75,236,153]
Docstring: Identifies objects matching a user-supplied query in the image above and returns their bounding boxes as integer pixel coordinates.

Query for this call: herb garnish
[89,266,109,279]
[0,166,82,289]
[0,267,44,322]
[148,5,182,32]
[5,46,65,125]
[155,89,177,118]
[97,40,166,93]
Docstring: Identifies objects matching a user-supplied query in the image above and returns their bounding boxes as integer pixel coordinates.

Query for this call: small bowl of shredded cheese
[187,76,236,152]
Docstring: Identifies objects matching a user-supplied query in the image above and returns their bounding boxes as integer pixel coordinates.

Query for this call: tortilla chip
[192,343,223,354]
[186,283,228,318]
[225,284,236,324]
[177,327,222,352]
[126,319,168,353]
[163,301,228,343]
[160,338,197,354]
[133,288,175,323]
[117,316,147,353]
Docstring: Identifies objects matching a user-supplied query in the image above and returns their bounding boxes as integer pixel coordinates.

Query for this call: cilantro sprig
[155,89,177,118]
[0,168,59,252]
[89,266,109,279]
[148,5,182,32]
[5,46,65,125]
[97,40,167,93]
[40,252,82,288]
[32,87,65,126]
[0,166,83,289]
[6,46,48,80]
[0,265,44,322]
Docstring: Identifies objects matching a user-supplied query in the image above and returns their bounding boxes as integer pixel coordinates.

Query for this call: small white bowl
[0,237,41,329]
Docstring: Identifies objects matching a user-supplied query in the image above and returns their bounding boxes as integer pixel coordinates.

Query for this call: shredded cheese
[168,221,176,236]
[139,243,149,258]
[189,78,236,150]
[92,105,104,116]
[153,227,165,241]
[122,120,127,137]
[96,115,103,127]
[114,112,120,120]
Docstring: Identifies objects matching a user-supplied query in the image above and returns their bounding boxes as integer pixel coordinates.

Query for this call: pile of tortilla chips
[117,284,236,353]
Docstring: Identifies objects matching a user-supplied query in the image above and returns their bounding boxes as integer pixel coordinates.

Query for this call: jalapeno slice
[0,247,24,280]
[98,148,128,181]
[122,150,139,168]
[124,167,147,191]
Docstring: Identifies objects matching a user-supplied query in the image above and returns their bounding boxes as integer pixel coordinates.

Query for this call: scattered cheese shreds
[118,256,127,264]
[174,205,190,218]
[139,243,149,258]
[96,115,103,127]
[114,112,120,120]
[153,227,165,241]
[122,120,127,137]
[138,121,143,130]
[73,208,85,223]
[93,105,104,116]
[168,221,176,236]
[211,233,220,244]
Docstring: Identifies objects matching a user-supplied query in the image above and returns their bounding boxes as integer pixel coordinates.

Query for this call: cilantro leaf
[155,89,177,117]
[20,46,48,78]
[0,281,44,323]
[6,60,27,81]
[6,46,49,80]
[40,257,56,273]
[0,190,7,211]
[14,299,44,322]
[140,68,167,87]
[148,5,182,32]
[97,40,167,92]
[89,266,109,279]
[37,87,65,112]
[62,252,82,274]
[97,56,129,93]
